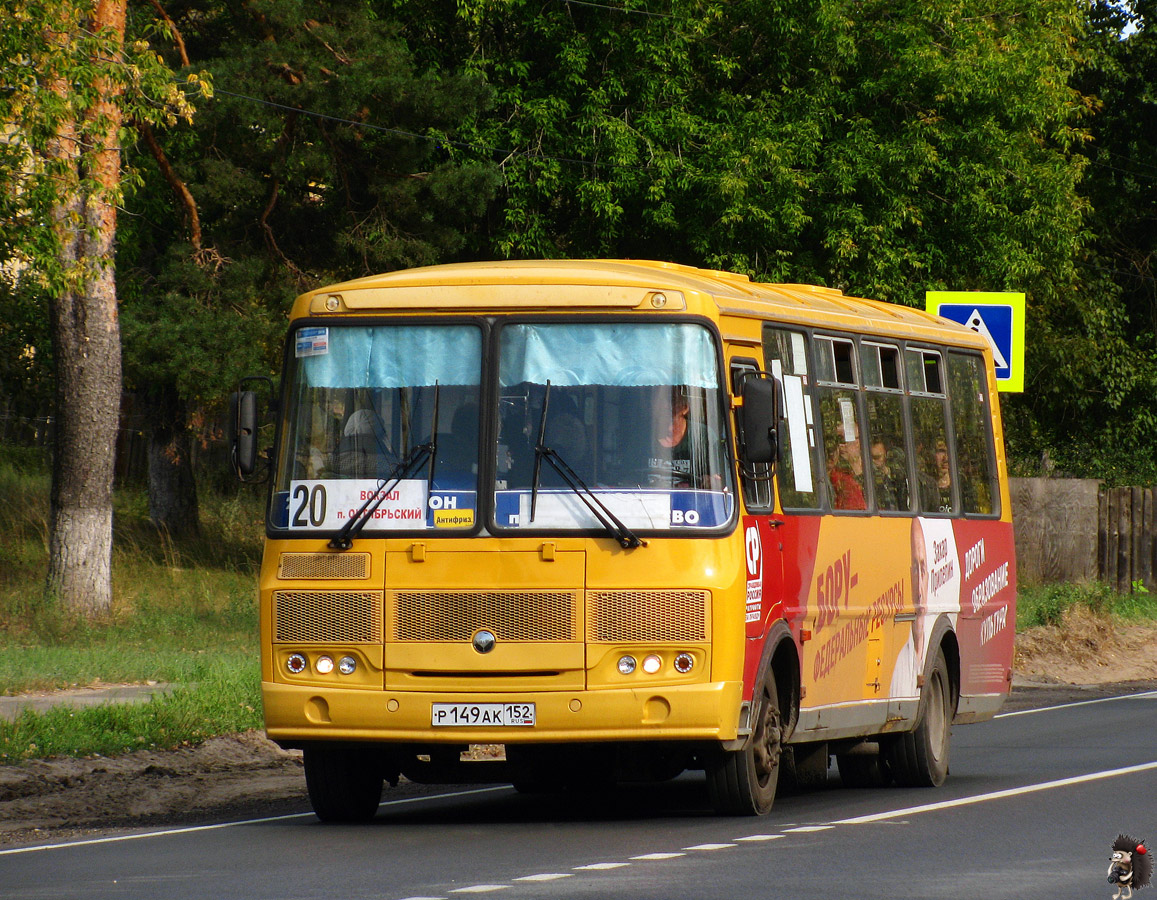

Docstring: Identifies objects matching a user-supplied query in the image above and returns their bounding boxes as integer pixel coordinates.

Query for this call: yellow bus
[232,259,1017,821]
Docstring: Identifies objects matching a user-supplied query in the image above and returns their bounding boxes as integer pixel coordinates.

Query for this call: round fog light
[642,654,662,674]
[338,656,357,675]
[674,652,695,674]
[618,655,637,675]
[286,653,307,675]
[315,655,335,674]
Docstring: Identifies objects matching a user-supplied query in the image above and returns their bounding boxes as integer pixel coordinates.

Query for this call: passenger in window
[870,439,908,511]
[335,402,394,478]
[917,439,953,513]
[827,431,866,510]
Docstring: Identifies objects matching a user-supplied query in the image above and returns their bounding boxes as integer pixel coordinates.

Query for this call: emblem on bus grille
[472,630,496,654]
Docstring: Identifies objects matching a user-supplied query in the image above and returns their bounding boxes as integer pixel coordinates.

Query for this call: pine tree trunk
[44,0,127,617]
[146,386,201,538]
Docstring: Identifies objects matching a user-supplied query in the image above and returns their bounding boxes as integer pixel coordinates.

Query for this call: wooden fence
[1010,477,1157,592]
[1099,486,1157,593]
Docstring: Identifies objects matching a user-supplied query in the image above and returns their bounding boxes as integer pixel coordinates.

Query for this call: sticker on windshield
[295,327,329,358]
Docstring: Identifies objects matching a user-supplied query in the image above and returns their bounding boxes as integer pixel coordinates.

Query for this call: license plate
[431,702,536,727]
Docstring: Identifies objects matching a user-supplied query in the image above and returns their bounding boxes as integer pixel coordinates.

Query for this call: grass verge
[1016,581,1157,630]
[0,449,266,761]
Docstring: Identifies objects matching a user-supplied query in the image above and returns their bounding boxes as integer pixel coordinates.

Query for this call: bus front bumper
[263,680,744,746]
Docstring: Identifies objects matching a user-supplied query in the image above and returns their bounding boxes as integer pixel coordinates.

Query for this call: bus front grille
[391,591,578,642]
[277,552,371,580]
[587,590,710,642]
[273,590,383,643]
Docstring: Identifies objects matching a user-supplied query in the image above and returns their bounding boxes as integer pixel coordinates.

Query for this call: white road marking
[513,874,572,882]
[573,862,630,870]
[834,760,1157,825]
[996,689,1157,719]
[630,852,686,860]
[684,843,736,851]
[783,825,833,833]
[0,786,512,856]
[449,886,509,894]
[734,834,784,842]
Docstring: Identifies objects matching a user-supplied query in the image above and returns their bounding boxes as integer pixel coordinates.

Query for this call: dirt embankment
[2,612,1156,848]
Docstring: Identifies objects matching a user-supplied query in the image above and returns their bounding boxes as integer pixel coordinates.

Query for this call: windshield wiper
[530,382,645,550]
[329,384,440,551]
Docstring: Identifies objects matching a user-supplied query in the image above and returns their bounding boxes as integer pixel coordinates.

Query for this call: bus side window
[763,326,822,510]
[947,352,998,516]
[907,349,954,515]
[816,336,867,512]
[863,343,911,513]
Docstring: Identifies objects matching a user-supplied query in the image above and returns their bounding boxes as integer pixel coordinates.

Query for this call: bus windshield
[494,321,734,532]
[270,323,483,533]
[268,319,734,535]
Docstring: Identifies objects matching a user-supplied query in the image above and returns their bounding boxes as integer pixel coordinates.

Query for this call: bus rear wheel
[303,746,384,823]
[706,667,782,816]
[884,648,953,787]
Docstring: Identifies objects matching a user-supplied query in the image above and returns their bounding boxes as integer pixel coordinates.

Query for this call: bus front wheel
[884,647,953,787]
[706,666,782,815]
[303,746,384,823]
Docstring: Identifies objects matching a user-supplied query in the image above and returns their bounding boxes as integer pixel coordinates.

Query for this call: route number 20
[291,484,327,527]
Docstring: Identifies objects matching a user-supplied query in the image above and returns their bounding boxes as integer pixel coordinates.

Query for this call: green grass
[1016,580,1157,630]
[0,448,266,760]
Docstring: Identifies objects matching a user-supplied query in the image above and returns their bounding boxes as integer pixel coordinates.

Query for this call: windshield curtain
[495,322,735,532]
[271,323,483,534]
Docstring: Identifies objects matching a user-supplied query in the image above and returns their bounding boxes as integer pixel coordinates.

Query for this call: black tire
[706,666,783,815]
[884,648,953,787]
[836,749,891,788]
[303,746,384,823]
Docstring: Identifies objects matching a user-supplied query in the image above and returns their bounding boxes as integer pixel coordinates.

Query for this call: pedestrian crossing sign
[925,291,1026,393]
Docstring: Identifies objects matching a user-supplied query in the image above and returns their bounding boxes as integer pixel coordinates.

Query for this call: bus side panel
[740,514,820,700]
[951,518,1016,700]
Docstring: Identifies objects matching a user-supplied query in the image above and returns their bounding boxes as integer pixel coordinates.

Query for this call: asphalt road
[4,686,1156,900]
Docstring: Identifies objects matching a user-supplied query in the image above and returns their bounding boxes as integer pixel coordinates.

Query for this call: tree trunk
[44,0,127,617]
[145,386,201,538]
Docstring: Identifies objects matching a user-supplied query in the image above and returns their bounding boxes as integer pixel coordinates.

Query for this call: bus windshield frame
[267,315,737,539]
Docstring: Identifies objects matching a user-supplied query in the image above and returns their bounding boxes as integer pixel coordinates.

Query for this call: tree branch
[147,0,189,67]
[137,120,202,251]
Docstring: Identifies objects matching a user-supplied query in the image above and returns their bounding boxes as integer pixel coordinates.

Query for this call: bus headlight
[338,656,357,675]
[315,655,335,674]
[618,655,637,675]
[674,652,695,674]
[286,653,307,675]
[642,654,662,674]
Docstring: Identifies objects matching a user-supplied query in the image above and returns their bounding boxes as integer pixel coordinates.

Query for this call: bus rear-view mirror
[741,377,778,465]
[230,390,258,478]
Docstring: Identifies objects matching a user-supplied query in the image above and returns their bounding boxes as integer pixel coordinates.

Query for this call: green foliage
[0,0,210,296]
[1016,581,1157,629]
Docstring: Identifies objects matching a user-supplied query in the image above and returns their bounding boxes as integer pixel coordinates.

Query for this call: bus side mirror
[741,376,778,465]
[229,390,259,478]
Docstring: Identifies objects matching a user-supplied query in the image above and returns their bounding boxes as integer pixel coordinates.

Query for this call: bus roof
[291,259,989,350]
